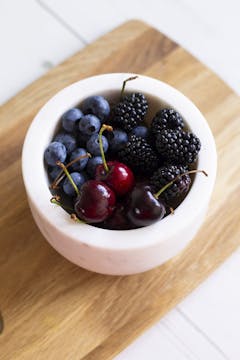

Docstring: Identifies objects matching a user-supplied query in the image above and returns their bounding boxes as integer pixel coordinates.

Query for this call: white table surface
[1,1,240,359]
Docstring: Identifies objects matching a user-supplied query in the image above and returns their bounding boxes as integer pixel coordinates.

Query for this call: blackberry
[155,129,201,165]
[151,109,184,137]
[118,135,159,174]
[150,165,191,200]
[112,93,148,132]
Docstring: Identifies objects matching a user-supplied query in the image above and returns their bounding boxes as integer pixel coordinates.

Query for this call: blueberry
[78,132,91,147]
[81,96,110,122]
[61,108,83,132]
[69,148,89,171]
[48,166,61,180]
[63,172,87,197]
[131,126,149,139]
[44,141,67,166]
[54,133,77,154]
[79,114,101,136]
[86,134,108,156]
[107,129,128,152]
[86,156,103,177]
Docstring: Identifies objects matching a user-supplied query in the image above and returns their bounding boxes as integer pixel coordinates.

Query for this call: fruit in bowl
[22,73,216,275]
[44,77,205,230]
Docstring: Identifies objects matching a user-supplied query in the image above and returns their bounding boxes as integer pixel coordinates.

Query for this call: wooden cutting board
[0,20,240,360]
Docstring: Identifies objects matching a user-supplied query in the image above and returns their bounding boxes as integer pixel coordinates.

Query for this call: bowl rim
[22,73,217,250]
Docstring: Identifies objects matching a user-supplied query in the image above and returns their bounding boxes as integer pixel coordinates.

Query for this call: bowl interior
[48,88,197,216]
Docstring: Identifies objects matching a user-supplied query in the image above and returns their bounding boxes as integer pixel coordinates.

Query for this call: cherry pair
[73,125,135,223]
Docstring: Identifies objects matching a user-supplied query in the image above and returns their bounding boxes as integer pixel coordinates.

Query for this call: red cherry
[95,124,134,196]
[74,180,116,223]
[95,161,134,196]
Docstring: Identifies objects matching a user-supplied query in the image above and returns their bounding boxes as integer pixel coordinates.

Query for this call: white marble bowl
[22,73,217,275]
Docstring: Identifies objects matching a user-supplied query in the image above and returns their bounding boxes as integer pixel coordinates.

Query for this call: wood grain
[0,20,240,360]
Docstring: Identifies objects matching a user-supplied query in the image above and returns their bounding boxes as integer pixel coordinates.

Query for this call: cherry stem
[51,194,61,202]
[50,198,61,206]
[98,124,113,173]
[51,153,91,189]
[56,161,80,196]
[70,213,84,223]
[65,152,91,168]
[50,196,74,211]
[120,76,138,99]
[51,173,65,189]
[50,198,85,223]
[154,169,208,199]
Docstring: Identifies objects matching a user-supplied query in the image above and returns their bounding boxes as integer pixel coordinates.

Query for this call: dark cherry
[126,184,166,227]
[74,180,116,223]
[102,201,134,230]
[95,161,134,196]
